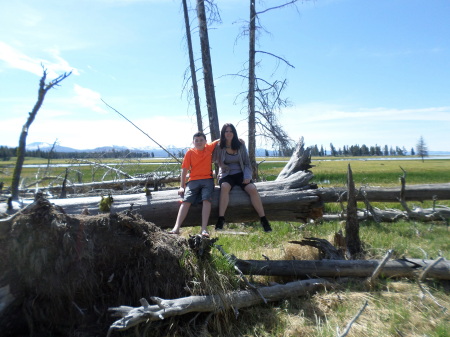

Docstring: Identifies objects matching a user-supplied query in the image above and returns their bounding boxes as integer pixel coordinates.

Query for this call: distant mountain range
[22,142,450,157]
[25,142,278,157]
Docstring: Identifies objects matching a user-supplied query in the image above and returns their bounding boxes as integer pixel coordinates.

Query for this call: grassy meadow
[1,156,450,336]
[1,155,449,189]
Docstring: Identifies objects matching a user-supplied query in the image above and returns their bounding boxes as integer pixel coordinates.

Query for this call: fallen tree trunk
[7,182,450,229]
[40,176,180,195]
[319,183,450,202]
[46,171,321,228]
[235,258,450,280]
[4,136,450,228]
[108,278,331,333]
[320,207,450,222]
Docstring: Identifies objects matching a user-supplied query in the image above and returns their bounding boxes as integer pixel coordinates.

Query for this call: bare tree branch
[256,0,300,15]
[256,50,295,68]
[101,99,182,164]
[11,66,72,200]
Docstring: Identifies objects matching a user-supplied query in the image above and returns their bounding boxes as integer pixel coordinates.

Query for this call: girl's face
[224,126,234,142]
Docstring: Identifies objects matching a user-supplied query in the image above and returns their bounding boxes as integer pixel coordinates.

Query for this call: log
[319,183,450,202]
[46,176,321,228]
[5,181,450,230]
[108,278,331,333]
[235,258,450,280]
[23,176,180,195]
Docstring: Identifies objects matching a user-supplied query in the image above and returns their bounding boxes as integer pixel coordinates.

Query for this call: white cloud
[73,85,107,114]
[278,104,450,151]
[282,104,450,123]
[0,113,200,150]
[0,41,79,78]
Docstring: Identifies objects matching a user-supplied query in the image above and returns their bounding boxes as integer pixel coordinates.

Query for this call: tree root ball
[0,196,191,336]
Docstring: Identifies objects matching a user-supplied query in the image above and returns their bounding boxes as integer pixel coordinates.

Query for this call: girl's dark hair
[219,123,241,150]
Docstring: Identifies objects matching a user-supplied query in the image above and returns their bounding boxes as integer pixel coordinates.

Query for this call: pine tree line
[0,146,158,161]
[1,143,417,162]
[321,143,414,157]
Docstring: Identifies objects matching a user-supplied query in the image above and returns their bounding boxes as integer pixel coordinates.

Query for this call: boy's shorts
[183,178,214,205]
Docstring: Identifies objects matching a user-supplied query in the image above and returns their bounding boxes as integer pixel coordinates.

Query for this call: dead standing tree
[246,0,299,179]
[11,67,72,201]
[196,0,220,141]
[182,0,203,132]
[345,164,363,258]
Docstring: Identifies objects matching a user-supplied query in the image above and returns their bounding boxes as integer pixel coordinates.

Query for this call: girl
[213,123,272,232]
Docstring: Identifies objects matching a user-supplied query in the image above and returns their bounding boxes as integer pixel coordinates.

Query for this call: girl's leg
[218,182,232,216]
[244,183,265,217]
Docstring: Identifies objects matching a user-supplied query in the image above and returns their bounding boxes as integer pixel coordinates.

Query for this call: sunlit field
[1,156,449,189]
[1,155,449,336]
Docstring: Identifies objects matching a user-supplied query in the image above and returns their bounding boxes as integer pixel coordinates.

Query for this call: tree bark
[182,0,203,132]
[345,164,362,258]
[235,258,450,280]
[248,0,257,179]
[36,176,180,195]
[319,183,450,202]
[276,138,313,181]
[196,0,220,141]
[11,68,71,200]
[108,278,331,333]
[45,174,321,228]
[7,180,450,229]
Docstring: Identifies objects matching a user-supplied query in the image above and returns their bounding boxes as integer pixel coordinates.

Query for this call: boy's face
[193,136,207,150]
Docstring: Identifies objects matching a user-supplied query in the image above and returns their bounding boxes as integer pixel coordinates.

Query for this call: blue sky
[1,0,449,153]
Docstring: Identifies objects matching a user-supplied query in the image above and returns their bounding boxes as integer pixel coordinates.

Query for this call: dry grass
[176,221,450,337]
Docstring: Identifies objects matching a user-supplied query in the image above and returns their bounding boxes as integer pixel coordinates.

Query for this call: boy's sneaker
[260,217,272,232]
[215,217,225,230]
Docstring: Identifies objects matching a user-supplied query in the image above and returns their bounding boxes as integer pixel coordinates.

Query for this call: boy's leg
[201,200,212,233]
[170,202,191,233]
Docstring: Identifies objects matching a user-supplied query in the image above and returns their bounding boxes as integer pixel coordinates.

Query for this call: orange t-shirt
[182,140,218,181]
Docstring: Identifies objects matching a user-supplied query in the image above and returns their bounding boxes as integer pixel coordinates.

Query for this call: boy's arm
[178,167,189,196]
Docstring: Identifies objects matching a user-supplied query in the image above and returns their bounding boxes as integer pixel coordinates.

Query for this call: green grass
[258,158,450,186]
[0,157,182,187]
[2,155,450,336]
[177,218,450,337]
[2,156,449,189]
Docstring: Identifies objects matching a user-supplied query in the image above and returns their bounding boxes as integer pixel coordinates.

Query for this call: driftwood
[40,176,180,195]
[234,258,450,280]
[366,249,394,287]
[276,137,313,180]
[107,278,331,334]
[338,300,369,337]
[4,137,450,228]
[72,159,133,179]
[6,182,450,229]
[318,169,450,223]
[289,238,344,260]
[319,183,450,202]
[38,176,320,229]
[320,207,450,223]
[10,141,321,229]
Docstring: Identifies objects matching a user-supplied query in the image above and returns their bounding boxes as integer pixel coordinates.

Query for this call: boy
[168,132,218,237]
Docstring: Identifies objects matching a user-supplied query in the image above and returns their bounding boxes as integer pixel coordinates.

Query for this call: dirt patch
[0,196,192,336]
